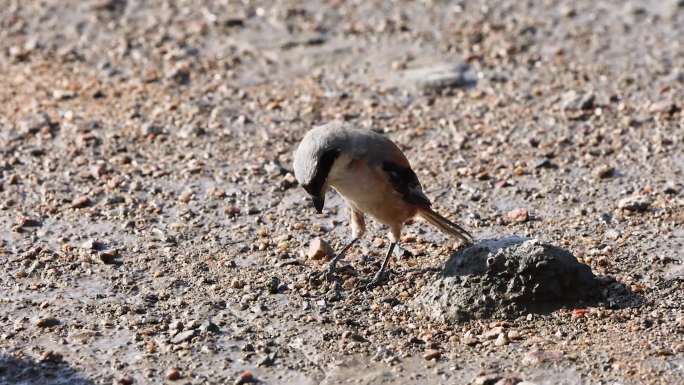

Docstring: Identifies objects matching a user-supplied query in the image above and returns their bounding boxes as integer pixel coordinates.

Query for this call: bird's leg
[366,242,397,289]
[323,237,358,281]
[323,207,365,281]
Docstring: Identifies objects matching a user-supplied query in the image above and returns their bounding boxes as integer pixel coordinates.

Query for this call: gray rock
[257,353,276,367]
[169,320,184,331]
[413,237,598,323]
[140,122,162,136]
[199,320,220,334]
[649,100,679,115]
[81,239,106,251]
[561,90,595,119]
[17,112,52,136]
[398,62,476,93]
[52,89,77,100]
[171,329,197,344]
[176,124,205,139]
[617,196,651,212]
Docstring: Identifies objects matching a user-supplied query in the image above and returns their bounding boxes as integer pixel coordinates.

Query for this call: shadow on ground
[0,354,94,385]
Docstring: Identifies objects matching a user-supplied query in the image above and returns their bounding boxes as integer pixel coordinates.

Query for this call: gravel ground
[1,1,683,384]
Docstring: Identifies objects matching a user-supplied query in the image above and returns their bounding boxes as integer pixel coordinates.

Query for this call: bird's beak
[312,194,325,213]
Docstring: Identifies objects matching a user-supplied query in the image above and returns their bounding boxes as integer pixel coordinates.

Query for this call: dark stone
[534,158,558,169]
[267,276,280,294]
[34,317,61,328]
[200,321,220,334]
[414,237,599,323]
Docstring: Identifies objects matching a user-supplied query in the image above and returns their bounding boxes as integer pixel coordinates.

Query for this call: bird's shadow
[0,354,95,385]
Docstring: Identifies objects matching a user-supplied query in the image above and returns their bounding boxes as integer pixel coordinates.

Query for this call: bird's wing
[381,161,432,208]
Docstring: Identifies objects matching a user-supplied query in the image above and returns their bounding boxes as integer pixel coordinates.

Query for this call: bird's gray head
[293,126,342,213]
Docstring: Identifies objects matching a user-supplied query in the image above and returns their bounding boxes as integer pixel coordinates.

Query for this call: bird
[293,121,473,288]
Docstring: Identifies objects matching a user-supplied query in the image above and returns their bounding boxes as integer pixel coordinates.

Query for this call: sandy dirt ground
[1,1,683,384]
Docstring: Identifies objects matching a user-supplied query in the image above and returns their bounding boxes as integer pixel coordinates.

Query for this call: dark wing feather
[382,161,432,207]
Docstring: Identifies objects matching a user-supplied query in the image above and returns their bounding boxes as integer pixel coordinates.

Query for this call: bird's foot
[364,269,391,290]
[322,263,337,282]
[307,271,323,287]
[393,244,413,258]
[317,257,344,282]
[318,238,358,283]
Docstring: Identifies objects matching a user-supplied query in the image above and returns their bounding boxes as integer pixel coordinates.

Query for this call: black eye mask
[302,148,340,212]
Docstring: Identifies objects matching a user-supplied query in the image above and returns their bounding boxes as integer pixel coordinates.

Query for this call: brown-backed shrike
[293,121,473,288]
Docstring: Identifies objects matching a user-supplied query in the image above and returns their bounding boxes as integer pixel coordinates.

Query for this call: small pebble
[617,196,651,212]
[494,333,508,346]
[307,237,333,260]
[649,100,679,115]
[234,370,256,385]
[462,331,478,346]
[423,349,442,360]
[178,189,193,203]
[506,208,529,223]
[200,321,220,334]
[40,350,63,363]
[165,368,181,381]
[473,374,503,385]
[594,165,615,179]
[141,123,162,136]
[171,329,197,344]
[483,326,504,339]
[99,250,118,264]
[35,317,60,328]
[116,376,134,385]
[17,217,41,228]
[267,276,280,294]
[71,196,91,208]
[561,90,595,111]
[507,330,521,340]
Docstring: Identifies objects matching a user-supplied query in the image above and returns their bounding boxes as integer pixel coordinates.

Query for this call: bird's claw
[364,270,390,290]
[323,273,334,283]
[393,244,412,258]
[322,264,337,282]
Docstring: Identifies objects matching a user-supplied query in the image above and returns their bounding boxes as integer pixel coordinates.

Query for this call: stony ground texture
[1,0,683,384]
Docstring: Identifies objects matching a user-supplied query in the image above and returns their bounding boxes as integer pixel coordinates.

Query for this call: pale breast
[329,159,415,226]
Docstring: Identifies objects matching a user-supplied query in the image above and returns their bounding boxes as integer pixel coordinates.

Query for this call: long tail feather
[418,208,473,245]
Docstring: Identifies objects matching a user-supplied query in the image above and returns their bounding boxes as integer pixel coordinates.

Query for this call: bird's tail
[417,207,473,245]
